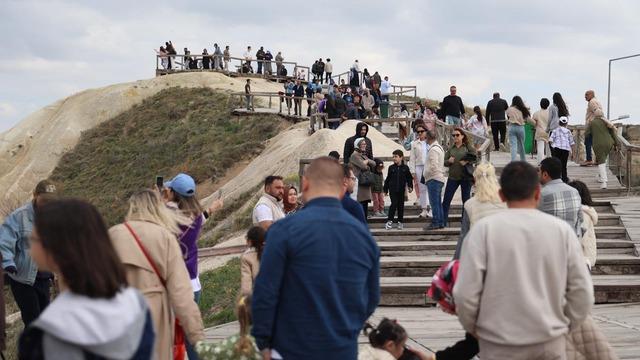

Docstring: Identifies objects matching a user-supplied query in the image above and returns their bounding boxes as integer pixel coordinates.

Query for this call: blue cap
[165,173,196,197]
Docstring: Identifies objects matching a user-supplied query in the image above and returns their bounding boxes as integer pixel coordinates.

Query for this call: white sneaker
[418,209,428,218]
[385,221,393,230]
[397,222,404,230]
[596,174,604,183]
[413,201,420,206]
[425,207,433,218]
[600,182,607,189]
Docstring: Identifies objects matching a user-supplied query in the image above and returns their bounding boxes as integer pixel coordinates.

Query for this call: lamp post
[607,53,640,120]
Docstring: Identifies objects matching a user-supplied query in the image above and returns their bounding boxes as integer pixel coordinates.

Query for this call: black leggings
[9,277,51,326]
[360,200,370,219]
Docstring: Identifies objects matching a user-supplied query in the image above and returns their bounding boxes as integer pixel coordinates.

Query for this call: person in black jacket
[293,80,305,116]
[485,92,509,151]
[383,150,413,230]
[344,122,373,164]
[441,85,465,126]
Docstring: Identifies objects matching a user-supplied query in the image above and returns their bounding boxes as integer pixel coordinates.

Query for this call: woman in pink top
[422,107,437,131]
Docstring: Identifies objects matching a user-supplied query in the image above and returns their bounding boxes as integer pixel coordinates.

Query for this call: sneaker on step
[397,222,403,230]
[385,221,394,230]
[426,207,433,218]
[600,182,607,189]
[418,209,428,218]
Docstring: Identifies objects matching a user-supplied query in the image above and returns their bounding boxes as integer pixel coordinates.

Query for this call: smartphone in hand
[156,176,164,189]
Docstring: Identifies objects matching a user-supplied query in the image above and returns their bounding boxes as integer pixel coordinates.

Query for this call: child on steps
[384,150,414,230]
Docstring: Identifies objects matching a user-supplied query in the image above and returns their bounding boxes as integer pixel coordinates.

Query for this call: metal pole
[606,53,640,120]
[607,59,612,120]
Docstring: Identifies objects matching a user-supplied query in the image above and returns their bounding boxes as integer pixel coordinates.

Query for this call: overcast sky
[1,0,639,132]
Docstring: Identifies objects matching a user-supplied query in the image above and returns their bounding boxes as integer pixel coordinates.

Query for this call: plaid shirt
[550,127,575,151]
[539,179,583,237]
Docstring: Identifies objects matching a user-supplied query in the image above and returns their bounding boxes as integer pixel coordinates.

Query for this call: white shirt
[243,51,252,60]
[253,204,274,222]
[380,80,392,94]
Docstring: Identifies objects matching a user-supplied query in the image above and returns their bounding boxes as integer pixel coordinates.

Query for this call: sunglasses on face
[452,133,461,137]
[416,130,426,134]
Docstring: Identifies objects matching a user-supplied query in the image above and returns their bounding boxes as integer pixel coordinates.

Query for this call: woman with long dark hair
[20,199,154,359]
[441,127,476,227]
[548,92,570,134]
[283,185,300,215]
[506,96,531,161]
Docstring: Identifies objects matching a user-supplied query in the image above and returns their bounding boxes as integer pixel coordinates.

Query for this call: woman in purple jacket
[162,172,205,360]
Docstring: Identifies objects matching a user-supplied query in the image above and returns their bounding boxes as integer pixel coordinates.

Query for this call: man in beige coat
[109,190,204,359]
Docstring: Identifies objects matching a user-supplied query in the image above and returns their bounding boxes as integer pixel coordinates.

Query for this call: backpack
[426,260,459,313]
[280,67,288,76]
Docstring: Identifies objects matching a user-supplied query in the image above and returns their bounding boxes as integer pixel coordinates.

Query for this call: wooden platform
[203,303,640,359]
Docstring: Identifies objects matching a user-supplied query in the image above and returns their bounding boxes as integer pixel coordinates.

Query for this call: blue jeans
[426,180,444,227]
[442,178,472,227]
[508,124,526,161]
[446,115,461,126]
[185,290,202,359]
[585,134,593,162]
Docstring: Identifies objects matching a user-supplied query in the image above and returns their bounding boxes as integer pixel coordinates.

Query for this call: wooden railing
[610,129,640,191]
[156,54,310,82]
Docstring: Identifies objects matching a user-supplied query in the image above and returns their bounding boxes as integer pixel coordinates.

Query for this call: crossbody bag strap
[124,222,167,288]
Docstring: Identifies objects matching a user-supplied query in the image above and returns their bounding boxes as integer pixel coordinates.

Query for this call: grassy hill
[49,87,284,225]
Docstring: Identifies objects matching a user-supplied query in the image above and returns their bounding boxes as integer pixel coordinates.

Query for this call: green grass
[49,87,284,225]
[199,258,241,327]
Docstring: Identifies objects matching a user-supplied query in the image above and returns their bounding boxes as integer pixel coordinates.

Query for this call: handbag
[124,222,187,360]
[358,170,374,186]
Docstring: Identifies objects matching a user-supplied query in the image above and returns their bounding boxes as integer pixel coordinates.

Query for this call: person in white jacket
[454,161,593,359]
[569,180,598,269]
[422,130,446,230]
[408,124,431,218]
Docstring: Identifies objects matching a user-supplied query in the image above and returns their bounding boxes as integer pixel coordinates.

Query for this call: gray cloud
[1,0,639,132]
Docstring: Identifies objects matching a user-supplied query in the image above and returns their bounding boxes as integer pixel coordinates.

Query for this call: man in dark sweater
[252,157,380,359]
[441,85,465,126]
[486,92,509,151]
[293,80,305,116]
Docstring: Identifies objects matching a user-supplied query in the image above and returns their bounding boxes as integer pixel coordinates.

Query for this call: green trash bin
[380,101,389,119]
[524,123,534,154]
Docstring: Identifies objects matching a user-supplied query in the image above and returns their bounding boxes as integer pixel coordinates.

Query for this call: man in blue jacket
[0,180,56,326]
[252,157,380,359]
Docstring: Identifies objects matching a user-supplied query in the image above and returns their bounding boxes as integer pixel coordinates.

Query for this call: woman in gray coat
[349,138,376,218]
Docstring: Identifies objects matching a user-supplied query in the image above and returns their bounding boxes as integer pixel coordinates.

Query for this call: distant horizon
[1,0,639,133]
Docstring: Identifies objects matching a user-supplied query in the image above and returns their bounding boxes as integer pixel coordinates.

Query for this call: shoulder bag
[124,222,187,360]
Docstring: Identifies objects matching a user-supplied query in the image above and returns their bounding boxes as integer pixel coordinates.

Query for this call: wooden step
[379,254,640,277]
[368,213,622,228]
[371,226,628,240]
[377,239,635,256]
[378,275,640,306]
[370,202,615,215]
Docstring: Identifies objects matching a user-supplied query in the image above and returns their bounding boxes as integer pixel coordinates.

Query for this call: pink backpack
[426,260,459,313]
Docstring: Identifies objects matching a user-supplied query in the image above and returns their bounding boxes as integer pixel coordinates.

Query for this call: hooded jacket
[19,287,154,359]
[344,122,373,164]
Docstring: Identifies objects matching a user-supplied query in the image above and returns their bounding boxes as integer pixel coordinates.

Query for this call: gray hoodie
[30,287,152,359]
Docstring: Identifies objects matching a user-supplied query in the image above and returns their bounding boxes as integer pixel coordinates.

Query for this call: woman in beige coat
[350,138,376,218]
[109,189,205,359]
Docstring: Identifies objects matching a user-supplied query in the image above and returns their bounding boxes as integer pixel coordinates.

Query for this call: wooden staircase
[367,137,639,307]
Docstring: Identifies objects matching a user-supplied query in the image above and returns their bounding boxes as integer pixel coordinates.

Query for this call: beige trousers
[479,336,566,360]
